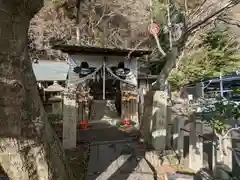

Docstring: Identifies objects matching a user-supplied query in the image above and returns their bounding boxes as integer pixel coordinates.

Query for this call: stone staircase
[90,100,120,126]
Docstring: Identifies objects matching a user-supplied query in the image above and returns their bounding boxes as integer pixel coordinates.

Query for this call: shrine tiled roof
[32,60,158,81]
[32,60,68,81]
[53,44,152,57]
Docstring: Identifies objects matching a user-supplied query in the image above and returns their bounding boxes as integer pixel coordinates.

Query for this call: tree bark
[156,0,240,89]
[0,1,42,139]
[0,2,71,180]
[157,47,179,90]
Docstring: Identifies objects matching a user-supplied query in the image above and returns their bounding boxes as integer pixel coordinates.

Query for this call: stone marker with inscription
[189,114,203,171]
[63,89,78,149]
[151,90,168,150]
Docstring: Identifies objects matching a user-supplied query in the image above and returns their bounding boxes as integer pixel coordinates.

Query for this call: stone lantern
[44,81,64,115]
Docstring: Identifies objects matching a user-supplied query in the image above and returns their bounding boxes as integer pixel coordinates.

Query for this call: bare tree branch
[166,0,172,49]
[184,0,188,15]
[153,34,167,56]
[218,16,240,28]
[150,0,166,57]
[175,31,200,70]
[186,0,240,34]
[156,0,240,89]
[127,36,150,58]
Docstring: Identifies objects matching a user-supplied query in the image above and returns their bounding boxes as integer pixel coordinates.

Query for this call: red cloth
[79,121,88,129]
[123,119,130,126]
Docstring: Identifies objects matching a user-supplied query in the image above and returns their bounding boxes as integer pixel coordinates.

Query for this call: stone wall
[141,89,233,174]
[42,112,76,180]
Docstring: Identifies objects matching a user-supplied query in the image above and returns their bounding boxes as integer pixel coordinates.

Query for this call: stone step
[90,100,119,122]
[86,121,118,129]
[77,126,138,142]
[164,172,194,180]
[90,138,138,146]
[86,142,155,180]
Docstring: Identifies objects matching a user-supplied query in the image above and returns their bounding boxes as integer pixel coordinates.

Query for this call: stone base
[145,151,196,179]
[145,151,180,168]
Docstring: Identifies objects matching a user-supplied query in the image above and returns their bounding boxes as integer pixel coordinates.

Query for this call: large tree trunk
[0,2,74,180]
[0,0,43,141]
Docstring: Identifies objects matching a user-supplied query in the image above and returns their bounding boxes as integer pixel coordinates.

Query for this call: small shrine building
[53,44,152,149]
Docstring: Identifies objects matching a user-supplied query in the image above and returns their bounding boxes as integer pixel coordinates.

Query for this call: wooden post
[138,88,144,125]
[76,0,81,44]
[214,134,232,179]
[166,105,172,149]
[189,113,203,171]
[103,57,106,100]
[76,27,80,44]
[216,134,232,170]
[78,102,83,123]
[212,131,217,172]
[222,135,232,170]
[174,118,185,163]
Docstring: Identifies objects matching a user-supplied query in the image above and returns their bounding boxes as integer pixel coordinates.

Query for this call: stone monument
[62,88,78,149]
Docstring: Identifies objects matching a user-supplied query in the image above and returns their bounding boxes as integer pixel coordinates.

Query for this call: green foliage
[152,0,167,24]
[168,27,240,90]
[202,28,230,50]
[201,96,240,134]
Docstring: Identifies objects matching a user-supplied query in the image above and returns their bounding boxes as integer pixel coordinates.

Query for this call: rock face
[81,0,151,48]
[29,0,151,61]
[104,0,150,30]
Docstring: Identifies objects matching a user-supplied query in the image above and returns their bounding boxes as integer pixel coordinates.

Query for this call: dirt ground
[52,123,90,180]
[65,144,90,180]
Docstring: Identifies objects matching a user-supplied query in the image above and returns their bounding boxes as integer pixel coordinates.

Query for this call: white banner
[106,67,137,86]
[68,56,137,87]
[68,56,102,87]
